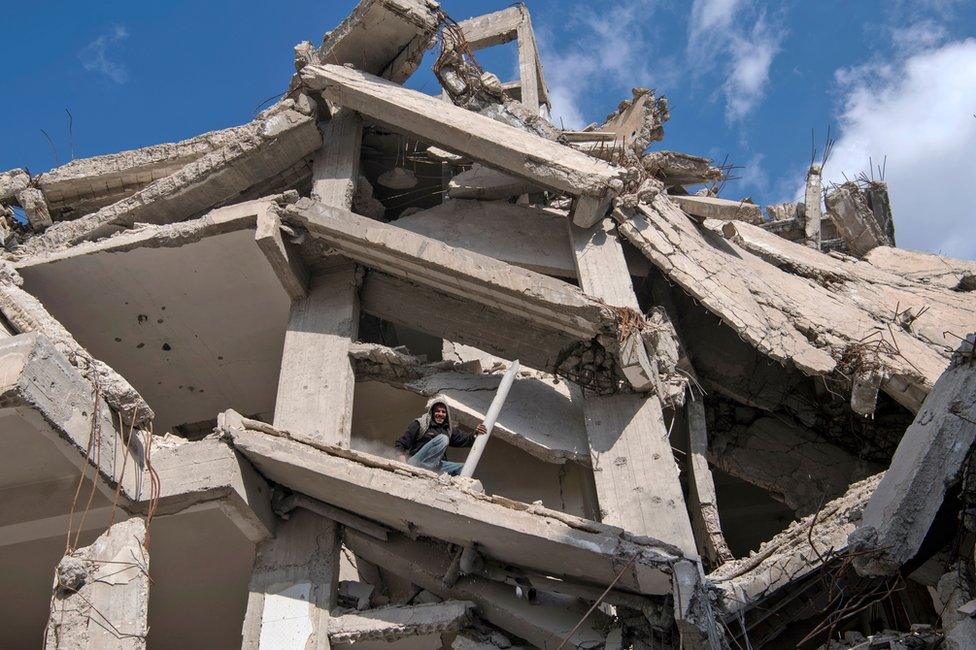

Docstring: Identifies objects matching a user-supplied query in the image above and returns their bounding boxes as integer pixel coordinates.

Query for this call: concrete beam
[344,529,610,650]
[300,64,624,201]
[456,7,521,49]
[849,335,976,576]
[393,199,650,278]
[45,518,150,649]
[803,164,822,249]
[255,203,309,300]
[282,199,615,343]
[328,601,474,644]
[361,271,577,372]
[316,0,439,84]
[670,194,763,225]
[274,264,360,446]
[515,8,541,112]
[222,416,686,595]
[242,509,339,648]
[17,104,321,256]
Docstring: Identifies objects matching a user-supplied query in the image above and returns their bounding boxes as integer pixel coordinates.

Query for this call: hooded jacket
[394,395,475,457]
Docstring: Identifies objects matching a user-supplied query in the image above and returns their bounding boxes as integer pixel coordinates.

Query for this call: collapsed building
[1,1,974,648]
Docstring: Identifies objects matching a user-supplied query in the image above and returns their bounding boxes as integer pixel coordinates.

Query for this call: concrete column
[273,264,360,446]
[685,399,733,567]
[515,10,540,113]
[568,219,697,557]
[45,518,149,649]
[803,163,822,249]
[242,509,340,649]
[311,109,363,208]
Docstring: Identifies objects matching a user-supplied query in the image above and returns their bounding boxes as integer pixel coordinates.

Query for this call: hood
[416,394,455,434]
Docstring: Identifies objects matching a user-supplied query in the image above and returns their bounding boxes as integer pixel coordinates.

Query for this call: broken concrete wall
[45,518,149,649]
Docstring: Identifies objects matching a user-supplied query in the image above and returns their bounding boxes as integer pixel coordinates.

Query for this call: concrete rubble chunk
[45,518,150,649]
[825,181,891,257]
[641,151,722,188]
[447,164,540,200]
[328,600,474,644]
[670,194,763,225]
[220,413,687,595]
[0,168,31,201]
[15,187,53,230]
[576,88,669,162]
[864,246,976,290]
[14,104,321,256]
[849,334,976,576]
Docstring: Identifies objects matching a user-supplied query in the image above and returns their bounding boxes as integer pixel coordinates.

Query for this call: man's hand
[397,452,408,463]
[475,423,488,436]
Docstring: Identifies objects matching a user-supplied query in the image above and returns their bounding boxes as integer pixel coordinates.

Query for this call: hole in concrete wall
[713,467,794,557]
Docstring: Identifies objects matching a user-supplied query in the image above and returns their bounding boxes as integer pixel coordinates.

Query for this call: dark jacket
[395,397,474,457]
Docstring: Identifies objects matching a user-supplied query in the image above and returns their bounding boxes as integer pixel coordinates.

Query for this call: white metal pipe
[459,360,520,478]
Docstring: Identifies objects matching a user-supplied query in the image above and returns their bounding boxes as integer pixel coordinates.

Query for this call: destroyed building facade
[1,2,974,648]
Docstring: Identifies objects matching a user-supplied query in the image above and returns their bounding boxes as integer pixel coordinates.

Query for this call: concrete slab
[16,201,291,435]
[222,415,686,596]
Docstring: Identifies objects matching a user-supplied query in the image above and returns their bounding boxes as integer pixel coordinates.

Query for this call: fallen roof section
[615,195,970,411]
[863,246,976,291]
[14,103,320,256]
[32,123,254,221]
[220,411,687,596]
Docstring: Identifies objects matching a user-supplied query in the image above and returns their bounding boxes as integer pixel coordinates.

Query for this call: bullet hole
[161,306,166,310]
[114,337,122,343]
[157,319,164,324]
[137,314,148,323]
[136,342,145,349]
[187,386,195,392]
[217,356,224,360]
[162,343,172,351]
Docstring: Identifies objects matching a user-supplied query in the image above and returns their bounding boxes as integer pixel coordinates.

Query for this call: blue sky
[2,0,975,258]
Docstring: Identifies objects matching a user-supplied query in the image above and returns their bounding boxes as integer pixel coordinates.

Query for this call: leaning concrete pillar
[242,509,340,649]
[685,399,733,567]
[45,518,150,649]
[803,163,822,249]
[568,219,697,556]
[273,263,360,445]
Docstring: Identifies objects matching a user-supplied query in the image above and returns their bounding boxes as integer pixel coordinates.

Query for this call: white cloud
[687,1,783,122]
[536,1,667,129]
[826,38,976,259]
[79,25,129,84]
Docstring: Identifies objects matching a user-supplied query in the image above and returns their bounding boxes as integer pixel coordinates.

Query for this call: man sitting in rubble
[395,396,486,476]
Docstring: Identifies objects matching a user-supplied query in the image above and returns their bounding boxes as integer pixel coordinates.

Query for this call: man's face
[432,405,447,424]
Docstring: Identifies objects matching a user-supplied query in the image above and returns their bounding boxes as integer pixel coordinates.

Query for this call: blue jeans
[407,434,464,476]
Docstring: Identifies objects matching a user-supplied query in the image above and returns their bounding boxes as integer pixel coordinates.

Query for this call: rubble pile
[1,2,974,648]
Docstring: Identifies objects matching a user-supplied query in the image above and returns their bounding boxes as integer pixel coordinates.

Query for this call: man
[395,395,486,476]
